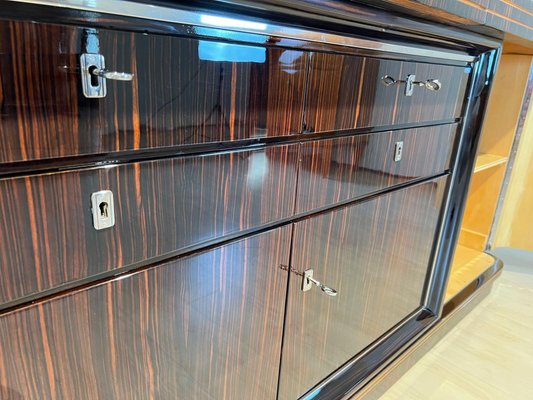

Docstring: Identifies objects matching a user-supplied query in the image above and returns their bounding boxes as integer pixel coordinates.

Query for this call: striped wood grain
[0,20,307,164]
[279,177,447,400]
[0,227,292,400]
[305,53,469,133]
[297,124,456,213]
[0,144,298,306]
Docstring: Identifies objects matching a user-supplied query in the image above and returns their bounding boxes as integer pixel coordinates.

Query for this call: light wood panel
[445,245,496,301]
[477,55,532,157]
[493,89,533,250]
[458,164,507,248]
[473,153,508,173]
[457,227,487,251]
[458,55,532,252]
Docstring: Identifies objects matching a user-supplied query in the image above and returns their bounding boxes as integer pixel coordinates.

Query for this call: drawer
[0,20,307,164]
[280,177,447,399]
[297,124,456,214]
[305,52,469,133]
[0,144,298,306]
[0,227,291,399]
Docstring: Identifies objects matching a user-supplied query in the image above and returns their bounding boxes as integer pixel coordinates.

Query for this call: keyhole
[88,65,99,87]
[99,201,109,218]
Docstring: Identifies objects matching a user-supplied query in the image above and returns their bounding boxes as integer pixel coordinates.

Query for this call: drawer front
[0,227,291,400]
[0,20,307,164]
[306,53,469,133]
[297,124,456,214]
[280,177,447,400]
[0,144,298,306]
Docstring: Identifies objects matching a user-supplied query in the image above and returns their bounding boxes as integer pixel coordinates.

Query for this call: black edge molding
[425,48,501,316]
[442,256,503,317]
[299,309,436,400]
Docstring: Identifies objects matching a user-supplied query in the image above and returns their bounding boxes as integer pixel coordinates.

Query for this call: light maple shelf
[446,245,496,302]
[474,153,508,173]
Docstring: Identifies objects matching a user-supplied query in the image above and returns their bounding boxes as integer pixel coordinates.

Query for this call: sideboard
[0,1,502,398]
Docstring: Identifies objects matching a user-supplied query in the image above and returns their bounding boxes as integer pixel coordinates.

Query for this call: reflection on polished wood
[0,145,298,306]
[0,20,307,164]
[297,125,456,213]
[279,178,447,400]
[305,53,469,133]
[0,227,291,399]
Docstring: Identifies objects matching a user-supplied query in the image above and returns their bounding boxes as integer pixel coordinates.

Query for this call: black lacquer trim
[299,308,436,400]
[425,48,501,315]
[0,119,459,179]
[418,60,479,310]
[0,172,447,315]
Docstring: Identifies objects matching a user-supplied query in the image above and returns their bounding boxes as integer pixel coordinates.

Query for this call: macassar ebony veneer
[305,52,470,133]
[0,144,298,306]
[280,177,447,399]
[0,19,307,164]
[0,1,499,399]
[297,124,457,214]
[0,227,292,400]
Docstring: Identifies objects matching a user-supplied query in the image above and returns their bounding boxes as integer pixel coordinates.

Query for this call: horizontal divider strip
[0,171,449,316]
[0,118,460,180]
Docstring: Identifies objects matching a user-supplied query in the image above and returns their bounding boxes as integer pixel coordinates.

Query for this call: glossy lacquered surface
[0,145,298,306]
[305,53,469,133]
[0,227,291,399]
[0,18,471,168]
[297,124,456,213]
[0,20,307,164]
[0,4,491,399]
[279,178,447,400]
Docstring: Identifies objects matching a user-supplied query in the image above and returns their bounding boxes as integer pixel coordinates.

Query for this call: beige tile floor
[380,248,533,400]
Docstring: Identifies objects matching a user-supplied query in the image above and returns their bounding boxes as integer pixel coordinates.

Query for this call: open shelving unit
[446,54,533,301]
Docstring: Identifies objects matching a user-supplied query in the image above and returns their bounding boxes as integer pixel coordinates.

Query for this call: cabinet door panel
[0,227,291,400]
[306,53,469,133]
[279,178,447,399]
[0,20,307,164]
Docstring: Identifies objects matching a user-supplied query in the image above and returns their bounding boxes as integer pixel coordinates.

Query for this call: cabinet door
[0,227,291,400]
[279,178,447,399]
